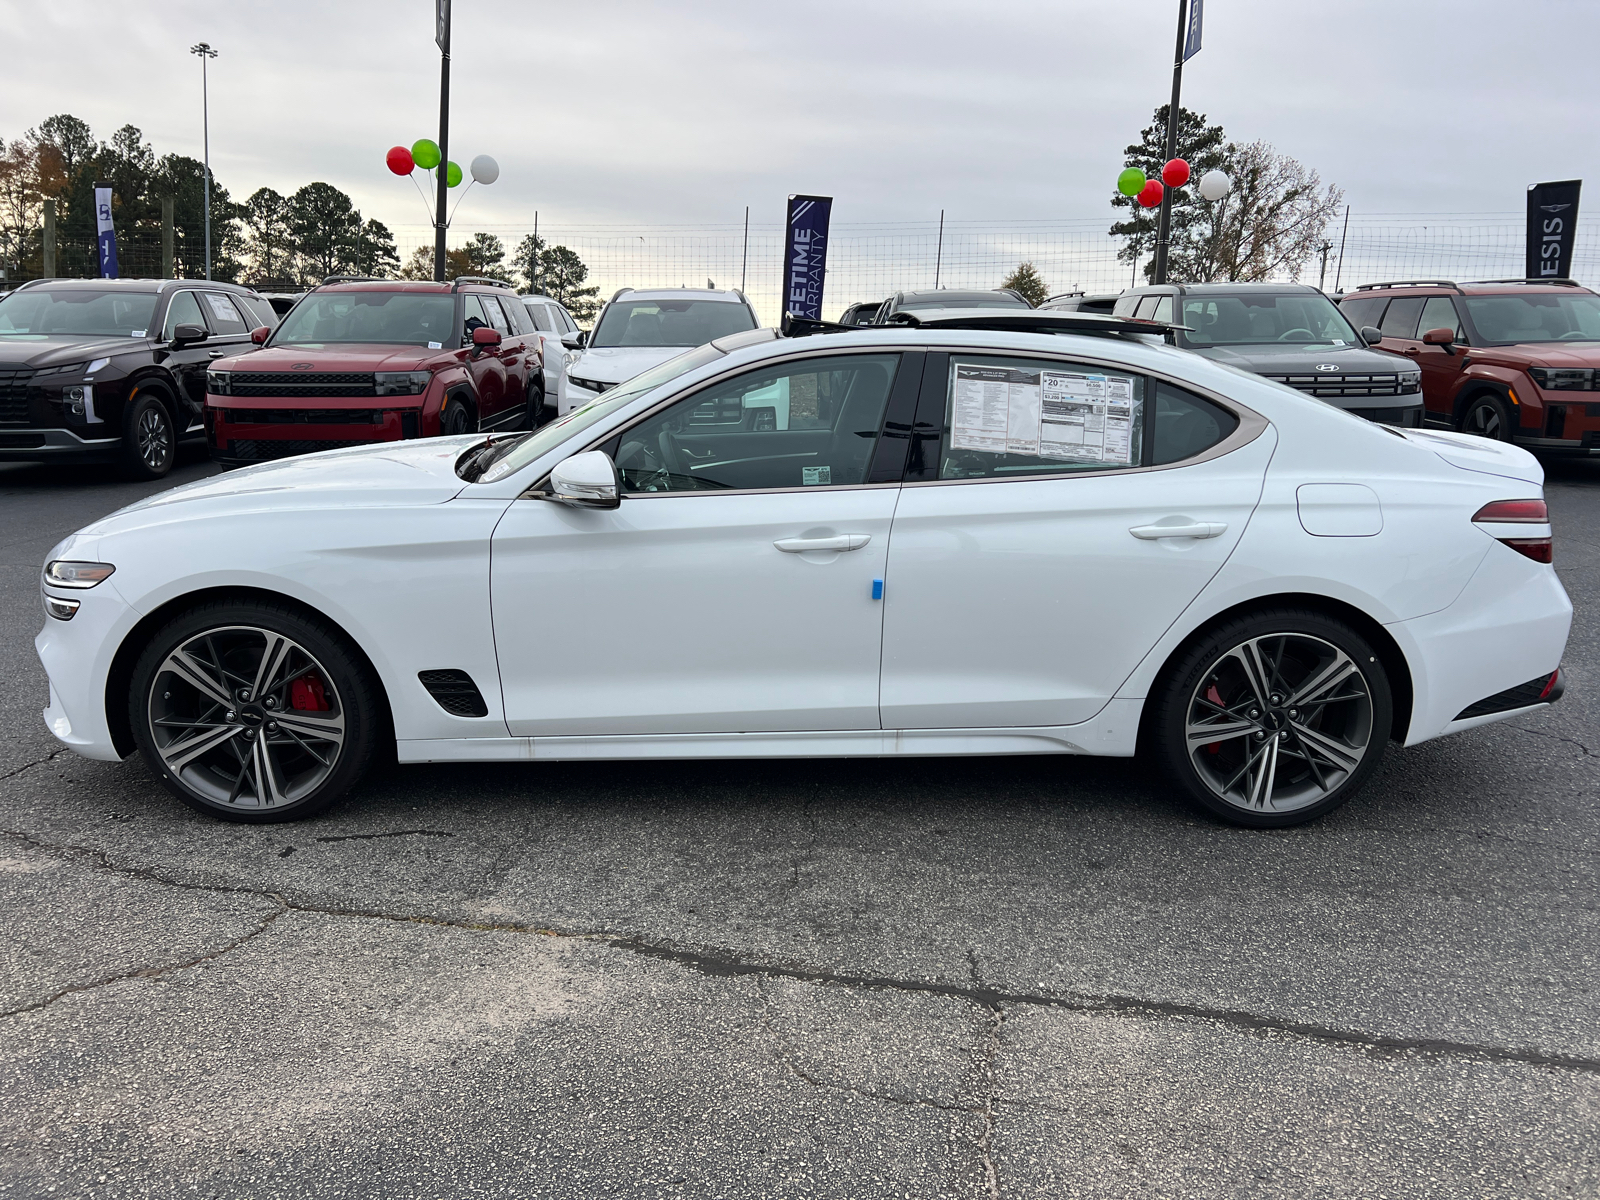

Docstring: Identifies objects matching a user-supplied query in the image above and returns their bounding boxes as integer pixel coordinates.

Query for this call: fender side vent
[418,669,489,718]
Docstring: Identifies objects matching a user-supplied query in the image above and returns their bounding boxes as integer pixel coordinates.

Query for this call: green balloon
[411,138,441,170]
[1117,167,1147,198]
[446,161,462,188]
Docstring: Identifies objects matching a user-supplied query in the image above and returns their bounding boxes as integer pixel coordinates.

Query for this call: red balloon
[385,145,415,176]
[1137,179,1165,208]
[1162,158,1191,188]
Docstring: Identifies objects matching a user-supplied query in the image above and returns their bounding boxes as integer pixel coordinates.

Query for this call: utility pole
[1151,0,1188,285]
[741,205,749,293]
[190,42,218,280]
[1317,242,1332,291]
[934,209,945,287]
[433,0,452,282]
[1333,204,1351,293]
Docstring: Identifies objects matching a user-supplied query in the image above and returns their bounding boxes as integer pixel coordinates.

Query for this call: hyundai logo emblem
[1314,364,1340,372]
[291,362,314,370]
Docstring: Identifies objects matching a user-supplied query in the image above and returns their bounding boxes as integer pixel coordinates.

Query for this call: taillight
[1473,499,1552,563]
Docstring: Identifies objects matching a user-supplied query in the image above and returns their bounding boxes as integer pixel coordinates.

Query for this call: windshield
[1462,292,1600,344]
[272,291,456,347]
[591,299,755,348]
[897,291,1030,312]
[1178,293,1358,347]
[471,342,729,483]
[0,289,158,339]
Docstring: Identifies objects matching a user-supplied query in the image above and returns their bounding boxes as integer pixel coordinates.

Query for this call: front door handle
[1129,521,1227,540]
[207,350,226,358]
[1403,346,1420,355]
[774,534,872,553]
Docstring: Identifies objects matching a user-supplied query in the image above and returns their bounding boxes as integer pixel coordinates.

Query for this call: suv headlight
[207,370,231,395]
[1527,367,1593,391]
[568,376,613,394]
[374,371,432,396]
[44,560,115,588]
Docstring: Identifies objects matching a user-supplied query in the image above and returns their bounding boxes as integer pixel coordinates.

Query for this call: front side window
[1418,296,1463,341]
[1462,291,1600,344]
[939,356,1145,480]
[272,291,455,347]
[202,292,248,334]
[1379,297,1425,340]
[1179,293,1358,347]
[0,288,158,339]
[615,354,899,493]
[1338,295,1388,332]
[591,298,756,348]
[481,295,512,335]
[163,291,205,338]
[524,301,552,332]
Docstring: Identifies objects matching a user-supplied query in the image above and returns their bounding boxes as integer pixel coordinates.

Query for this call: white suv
[558,287,759,415]
[517,294,583,420]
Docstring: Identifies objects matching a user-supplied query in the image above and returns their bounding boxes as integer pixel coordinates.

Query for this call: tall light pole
[190,42,218,280]
[433,1,451,282]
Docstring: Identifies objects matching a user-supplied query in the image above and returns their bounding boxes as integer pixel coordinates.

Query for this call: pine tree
[1109,105,1232,284]
[1000,261,1049,306]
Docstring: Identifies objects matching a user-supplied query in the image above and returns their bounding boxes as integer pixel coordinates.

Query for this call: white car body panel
[35,326,1572,778]
[559,345,684,415]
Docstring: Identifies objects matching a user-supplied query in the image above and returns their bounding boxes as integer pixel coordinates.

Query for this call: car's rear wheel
[128,600,380,823]
[1459,392,1513,442]
[119,392,175,480]
[1150,609,1392,827]
[442,399,475,436]
[524,378,546,429]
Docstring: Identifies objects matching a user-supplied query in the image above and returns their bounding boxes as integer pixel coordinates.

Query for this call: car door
[484,296,530,423]
[158,289,215,423]
[489,349,922,736]
[1414,294,1468,420]
[879,352,1273,730]
[522,300,563,395]
[460,294,508,421]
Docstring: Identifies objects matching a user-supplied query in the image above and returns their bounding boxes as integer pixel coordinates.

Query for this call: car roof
[611,288,747,303]
[896,289,1026,304]
[14,277,259,295]
[1347,279,1595,296]
[1126,282,1323,296]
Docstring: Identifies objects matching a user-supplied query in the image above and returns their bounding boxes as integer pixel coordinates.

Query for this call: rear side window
[1379,297,1425,339]
[1151,382,1239,465]
[1338,295,1387,331]
[555,307,578,333]
[524,301,552,332]
[938,356,1145,480]
[1113,294,1143,318]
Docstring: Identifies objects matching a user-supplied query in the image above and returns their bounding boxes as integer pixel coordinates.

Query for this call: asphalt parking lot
[2,447,1597,1199]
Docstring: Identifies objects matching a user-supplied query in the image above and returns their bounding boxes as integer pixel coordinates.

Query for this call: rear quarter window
[1151,381,1239,465]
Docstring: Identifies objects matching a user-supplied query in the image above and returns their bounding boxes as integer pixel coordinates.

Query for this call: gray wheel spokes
[1187,633,1373,814]
[148,625,344,809]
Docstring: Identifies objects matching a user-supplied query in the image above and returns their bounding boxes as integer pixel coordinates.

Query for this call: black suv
[0,278,277,478]
[1114,282,1423,426]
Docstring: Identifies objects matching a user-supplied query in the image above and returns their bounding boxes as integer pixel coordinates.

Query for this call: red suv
[205,277,543,467]
[1338,279,1600,451]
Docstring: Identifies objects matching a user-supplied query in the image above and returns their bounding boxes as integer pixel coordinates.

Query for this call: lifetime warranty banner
[783,194,832,322]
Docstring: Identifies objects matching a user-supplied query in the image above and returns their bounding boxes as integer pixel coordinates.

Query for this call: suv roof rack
[450,276,513,291]
[321,274,387,286]
[781,308,1191,340]
[1461,277,1584,287]
[1352,280,1461,293]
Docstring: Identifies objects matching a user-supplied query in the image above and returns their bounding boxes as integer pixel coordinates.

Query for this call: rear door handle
[774,534,872,553]
[1129,521,1227,540]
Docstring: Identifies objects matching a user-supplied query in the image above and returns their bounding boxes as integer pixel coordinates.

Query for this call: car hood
[77,436,481,537]
[1471,343,1600,367]
[1188,343,1408,374]
[570,345,691,383]
[238,344,447,371]
[0,334,154,369]
[1398,428,1545,486]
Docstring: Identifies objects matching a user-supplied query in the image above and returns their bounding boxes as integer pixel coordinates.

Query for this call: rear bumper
[0,427,123,462]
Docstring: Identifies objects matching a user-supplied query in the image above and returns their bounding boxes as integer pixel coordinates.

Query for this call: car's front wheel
[524,378,546,429]
[1150,609,1392,827]
[1459,392,1513,442]
[119,393,175,480]
[442,399,476,437]
[128,599,381,822]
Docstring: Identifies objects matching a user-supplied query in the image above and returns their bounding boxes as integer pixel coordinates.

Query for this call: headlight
[1400,373,1422,394]
[374,371,432,396]
[1527,367,1593,391]
[44,560,115,588]
[568,376,613,394]
[37,361,87,376]
[207,370,231,395]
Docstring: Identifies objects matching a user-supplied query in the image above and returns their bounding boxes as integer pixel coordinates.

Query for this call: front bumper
[35,577,136,762]
[0,427,123,462]
[208,406,427,466]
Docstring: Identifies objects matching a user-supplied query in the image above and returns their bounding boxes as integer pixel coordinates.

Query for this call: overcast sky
[2,0,1595,237]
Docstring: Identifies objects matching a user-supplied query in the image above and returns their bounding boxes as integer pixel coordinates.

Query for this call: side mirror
[1360,325,1384,346]
[472,326,502,351]
[250,325,271,345]
[560,330,588,350]
[1422,327,1457,355]
[545,450,621,509]
[171,323,208,347]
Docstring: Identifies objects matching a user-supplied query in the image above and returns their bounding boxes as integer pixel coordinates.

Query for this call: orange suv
[1338,279,1600,451]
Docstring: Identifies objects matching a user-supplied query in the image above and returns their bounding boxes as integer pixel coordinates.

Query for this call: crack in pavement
[1507,722,1600,760]
[0,748,66,782]
[312,829,455,843]
[5,825,1600,1079]
[967,950,1003,1200]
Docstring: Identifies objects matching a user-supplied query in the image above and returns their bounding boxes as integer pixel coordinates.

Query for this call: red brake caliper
[1204,684,1225,753]
[290,675,331,711]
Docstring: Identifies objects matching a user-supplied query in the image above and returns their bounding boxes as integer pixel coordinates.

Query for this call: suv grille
[1262,373,1420,398]
[226,439,364,461]
[0,366,35,424]
[228,372,377,397]
[225,409,384,424]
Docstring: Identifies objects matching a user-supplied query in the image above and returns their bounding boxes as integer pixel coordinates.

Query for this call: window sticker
[1039,370,1135,465]
[131,330,146,338]
[802,465,832,486]
[951,362,1139,468]
[203,293,238,323]
[428,341,442,349]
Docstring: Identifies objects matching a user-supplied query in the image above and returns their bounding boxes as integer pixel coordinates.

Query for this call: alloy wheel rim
[147,625,345,809]
[138,407,171,469]
[1185,633,1373,813]
[1469,403,1500,439]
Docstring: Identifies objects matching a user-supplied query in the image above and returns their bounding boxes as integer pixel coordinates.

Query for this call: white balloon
[470,155,500,185]
[1198,170,1232,201]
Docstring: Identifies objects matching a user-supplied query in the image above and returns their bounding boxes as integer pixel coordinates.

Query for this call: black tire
[442,398,476,437]
[1458,392,1513,442]
[127,598,381,823]
[119,391,176,480]
[1148,608,1392,828]
[524,378,546,430]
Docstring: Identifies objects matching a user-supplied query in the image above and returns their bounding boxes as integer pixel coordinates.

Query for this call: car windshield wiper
[455,432,531,482]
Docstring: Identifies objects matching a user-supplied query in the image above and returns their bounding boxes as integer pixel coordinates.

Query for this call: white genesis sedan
[37,312,1571,827]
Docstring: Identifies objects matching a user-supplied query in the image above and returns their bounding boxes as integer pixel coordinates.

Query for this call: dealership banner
[1526,179,1581,279]
[1183,0,1203,61]
[94,187,118,279]
[783,194,832,321]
